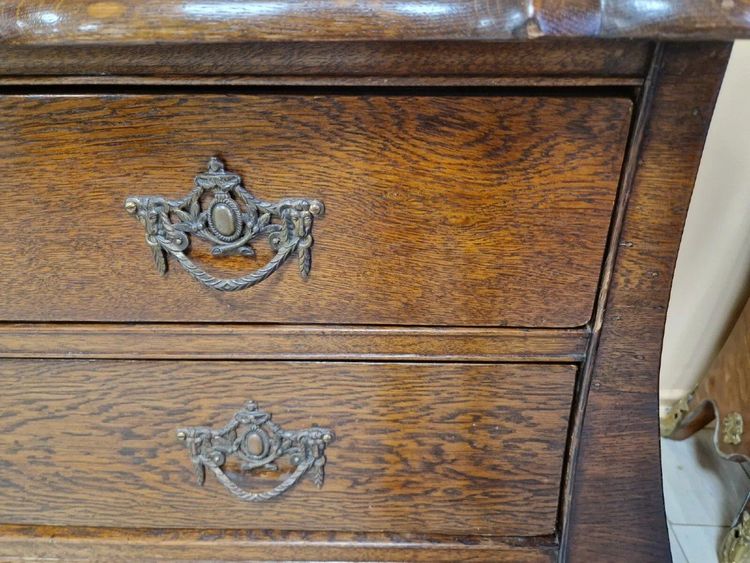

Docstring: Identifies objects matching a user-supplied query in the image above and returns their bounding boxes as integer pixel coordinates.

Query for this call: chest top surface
[0,0,749,46]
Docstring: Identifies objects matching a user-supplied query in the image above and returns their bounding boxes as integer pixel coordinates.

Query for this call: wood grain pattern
[0,94,631,327]
[0,75,646,88]
[0,323,588,362]
[0,360,576,536]
[0,525,557,562]
[0,38,729,561]
[0,1,747,44]
[559,40,665,563]
[563,42,733,562]
[0,40,651,78]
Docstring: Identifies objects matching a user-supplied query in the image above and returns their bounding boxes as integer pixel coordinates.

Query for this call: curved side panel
[563,42,733,562]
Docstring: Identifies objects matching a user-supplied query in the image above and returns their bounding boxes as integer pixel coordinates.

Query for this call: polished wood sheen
[0,526,556,562]
[0,1,748,44]
[563,42,733,562]
[0,40,651,79]
[0,324,588,362]
[0,94,631,327]
[0,17,744,558]
[0,360,575,536]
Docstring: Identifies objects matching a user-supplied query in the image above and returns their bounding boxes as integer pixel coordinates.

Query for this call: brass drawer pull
[125,157,324,291]
[177,401,334,502]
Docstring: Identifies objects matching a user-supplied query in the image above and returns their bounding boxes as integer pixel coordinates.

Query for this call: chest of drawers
[0,2,747,561]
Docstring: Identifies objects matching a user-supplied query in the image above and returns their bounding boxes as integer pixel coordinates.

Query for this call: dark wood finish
[560,40,666,560]
[0,360,575,536]
[0,323,588,362]
[0,1,747,44]
[0,41,651,78]
[0,75,646,87]
[665,296,750,460]
[0,525,556,562]
[0,33,739,561]
[0,94,631,327]
[563,42,733,562]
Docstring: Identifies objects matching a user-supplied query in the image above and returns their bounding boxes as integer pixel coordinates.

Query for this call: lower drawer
[0,360,575,537]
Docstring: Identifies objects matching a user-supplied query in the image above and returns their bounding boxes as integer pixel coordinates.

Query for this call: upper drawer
[0,94,631,327]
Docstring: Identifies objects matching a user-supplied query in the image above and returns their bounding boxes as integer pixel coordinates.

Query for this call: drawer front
[0,94,630,327]
[0,360,575,536]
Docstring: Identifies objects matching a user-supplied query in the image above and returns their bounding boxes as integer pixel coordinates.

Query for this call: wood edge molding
[0,525,557,562]
[0,40,652,79]
[0,75,645,87]
[0,2,748,45]
[0,323,588,362]
[559,42,664,558]
[562,41,733,561]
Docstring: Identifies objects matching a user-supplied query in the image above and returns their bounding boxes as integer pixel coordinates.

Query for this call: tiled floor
[662,428,750,562]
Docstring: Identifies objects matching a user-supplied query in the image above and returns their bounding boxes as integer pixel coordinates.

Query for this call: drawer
[0,360,575,537]
[0,94,630,327]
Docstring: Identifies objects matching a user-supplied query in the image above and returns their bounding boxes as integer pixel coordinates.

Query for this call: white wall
[660,41,750,407]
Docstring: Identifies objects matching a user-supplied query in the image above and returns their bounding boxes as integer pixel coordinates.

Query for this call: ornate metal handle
[124,157,324,291]
[176,400,334,502]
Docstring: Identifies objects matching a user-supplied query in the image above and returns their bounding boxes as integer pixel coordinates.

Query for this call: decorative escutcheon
[176,400,334,502]
[125,157,324,291]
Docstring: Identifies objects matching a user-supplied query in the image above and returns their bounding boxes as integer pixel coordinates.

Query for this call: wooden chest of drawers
[0,2,747,561]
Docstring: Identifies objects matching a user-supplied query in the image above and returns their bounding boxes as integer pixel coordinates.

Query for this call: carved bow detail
[125,157,324,291]
[177,401,334,502]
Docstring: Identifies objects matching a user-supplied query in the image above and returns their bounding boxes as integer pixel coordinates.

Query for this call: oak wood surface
[0,93,631,327]
[0,525,556,562]
[563,42,733,562]
[0,360,575,536]
[0,75,646,88]
[0,76,646,88]
[0,1,748,44]
[0,323,588,362]
[0,40,651,78]
[0,37,729,561]
[558,38,664,563]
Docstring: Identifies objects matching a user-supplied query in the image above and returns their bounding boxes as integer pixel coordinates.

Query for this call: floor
[662,428,750,562]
